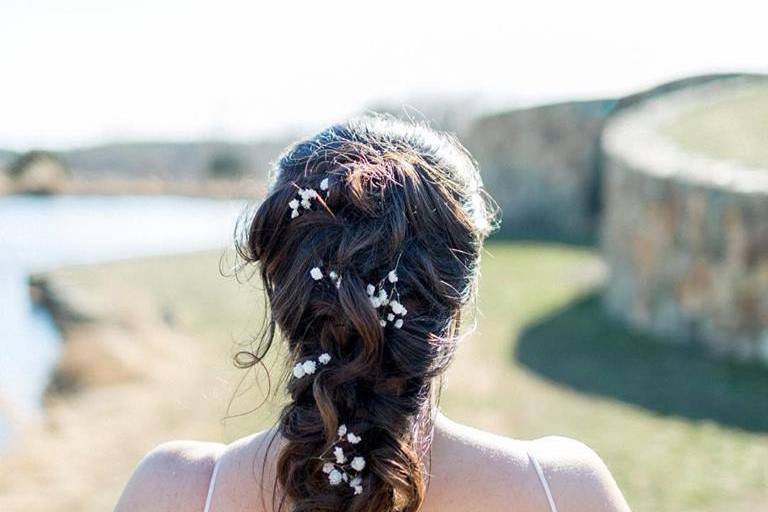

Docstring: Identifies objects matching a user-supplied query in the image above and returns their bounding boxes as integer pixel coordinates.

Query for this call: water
[0,195,246,447]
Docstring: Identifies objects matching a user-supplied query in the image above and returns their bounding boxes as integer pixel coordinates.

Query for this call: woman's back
[117,414,630,512]
[115,117,630,512]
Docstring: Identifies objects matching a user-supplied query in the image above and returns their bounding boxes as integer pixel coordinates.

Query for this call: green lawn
[59,242,768,511]
[660,83,768,169]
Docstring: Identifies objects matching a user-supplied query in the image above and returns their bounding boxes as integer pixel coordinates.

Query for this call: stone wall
[600,80,768,364]
[463,100,614,242]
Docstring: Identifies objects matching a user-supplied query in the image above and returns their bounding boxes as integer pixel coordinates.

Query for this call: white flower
[380,319,386,327]
[333,446,346,464]
[322,462,335,474]
[329,271,338,281]
[288,199,299,210]
[320,177,329,191]
[370,296,382,308]
[298,188,310,199]
[328,469,343,486]
[388,270,398,283]
[346,432,362,444]
[307,189,318,199]
[378,288,387,300]
[387,313,395,321]
[350,456,366,471]
[301,198,311,209]
[302,360,317,375]
[350,476,363,495]
[318,353,331,365]
[290,209,299,219]
[335,276,342,288]
[292,363,305,379]
[394,319,403,329]
[337,424,347,436]
[310,267,323,280]
[390,300,407,316]
[366,284,375,296]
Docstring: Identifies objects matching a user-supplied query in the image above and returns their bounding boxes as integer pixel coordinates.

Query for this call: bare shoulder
[527,436,632,512]
[114,440,225,512]
[429,417,630,512]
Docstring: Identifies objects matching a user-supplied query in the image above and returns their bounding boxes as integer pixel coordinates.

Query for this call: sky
[0,0,765,150]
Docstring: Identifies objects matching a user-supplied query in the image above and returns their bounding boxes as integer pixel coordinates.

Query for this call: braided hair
[236,115,496,512]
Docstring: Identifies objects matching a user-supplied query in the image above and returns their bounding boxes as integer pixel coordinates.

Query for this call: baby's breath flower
[366,284,375,296]
[290,209,299,219]
[292,363,305,379]
[322,462,335,474]
[320,177,329,191]
[346,432,362,444]
[328,469,343,486]
[337,424,347,437]
[379,319,386,327]
[333,446,346,464]
[302,360,317,375]
[288,199,299,210]
[310,267,323,280]
[394,319,404,329]
[350,476,363,495]
[388,270,398,283]
[318,353,331,365]
[387,313,395,321]
[329,271,338,281]
[350,456,366,471]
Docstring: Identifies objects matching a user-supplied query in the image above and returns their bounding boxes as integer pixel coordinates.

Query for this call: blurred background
[1,1,767,511]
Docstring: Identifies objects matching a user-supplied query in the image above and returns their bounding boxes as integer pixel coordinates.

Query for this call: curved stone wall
[600,80,768,364]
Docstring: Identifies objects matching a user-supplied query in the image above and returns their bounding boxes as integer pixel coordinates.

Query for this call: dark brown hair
[236,115,496,511]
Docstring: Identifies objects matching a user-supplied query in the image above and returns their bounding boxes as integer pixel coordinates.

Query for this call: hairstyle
[236,115,497,512]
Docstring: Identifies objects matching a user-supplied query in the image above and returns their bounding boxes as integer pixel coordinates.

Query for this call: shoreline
[0,176,266,199]
[0,258,231,511]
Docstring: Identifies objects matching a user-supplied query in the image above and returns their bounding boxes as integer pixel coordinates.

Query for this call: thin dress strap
[527,450,558,512]
[203,456,222,512]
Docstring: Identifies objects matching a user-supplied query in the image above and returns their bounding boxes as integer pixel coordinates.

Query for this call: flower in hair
[334,446,346,464]
[302,360,317,375]
[350,456,366,471]
[338,424,348,436]
[310,267,324,280]
[367,261,408,329]
[322,462,335,474]
[350,476,363,495]
[347,432,362,444]
[292,352,331,380]
[320,177,330,191]
[328,469,343,486]
[293,363,305,378]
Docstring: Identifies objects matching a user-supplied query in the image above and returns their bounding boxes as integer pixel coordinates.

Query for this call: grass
[5,242,768,511]
[659,83,768,168]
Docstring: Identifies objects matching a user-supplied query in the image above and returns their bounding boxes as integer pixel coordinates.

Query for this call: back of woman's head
[237,115,496,512]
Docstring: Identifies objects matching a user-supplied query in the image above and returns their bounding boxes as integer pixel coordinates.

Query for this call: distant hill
[58,139,293,181]
[0,149,18,170]
[0,139,294,183]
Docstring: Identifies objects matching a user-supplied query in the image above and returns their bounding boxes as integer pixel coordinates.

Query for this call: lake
[0,195,246,449]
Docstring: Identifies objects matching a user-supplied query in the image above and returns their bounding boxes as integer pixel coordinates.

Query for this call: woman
[116,117,630,512]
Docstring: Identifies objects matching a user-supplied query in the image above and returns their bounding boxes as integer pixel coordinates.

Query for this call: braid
[236,115,496,512]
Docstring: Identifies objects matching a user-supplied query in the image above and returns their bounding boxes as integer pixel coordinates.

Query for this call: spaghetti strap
[527,450,559,512]
[203,456,222,512]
